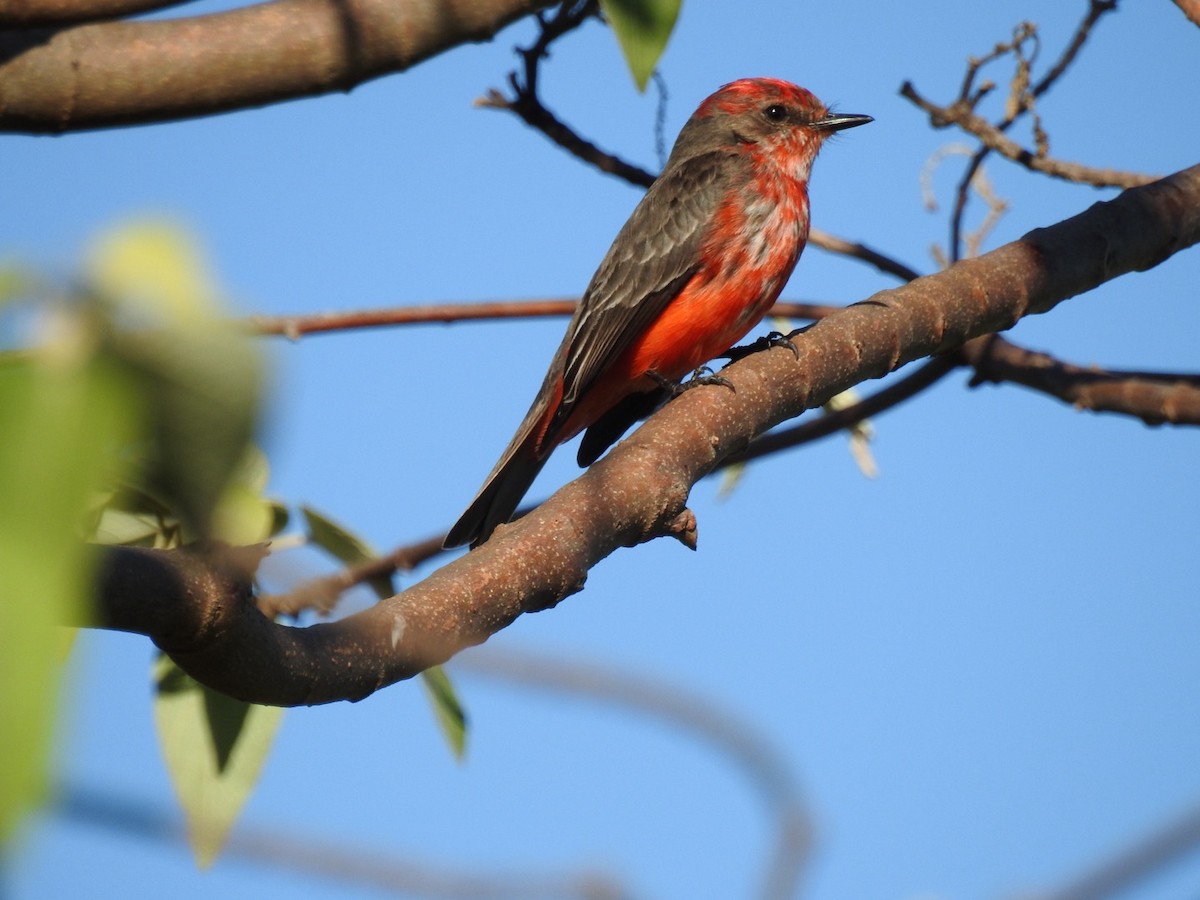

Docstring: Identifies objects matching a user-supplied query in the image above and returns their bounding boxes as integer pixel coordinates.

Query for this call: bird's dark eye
[763,104,788,122]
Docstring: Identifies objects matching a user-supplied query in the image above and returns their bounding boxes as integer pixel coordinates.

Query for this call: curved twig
[940,2,1120,260]
[900,80,1153,190]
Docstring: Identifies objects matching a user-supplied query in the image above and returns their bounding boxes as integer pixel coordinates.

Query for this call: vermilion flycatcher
[446,78,871,549]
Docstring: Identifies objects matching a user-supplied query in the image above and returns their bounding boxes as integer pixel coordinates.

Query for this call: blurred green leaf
[87,220,263,537]
[266,500,290,538]
[91,507,167,547]
[421,667,468,761]
[0,348,137,842]
[0,264,32,306]
[301,505,395,600]
[716,459,746,499]
[153,654,284,868]
[600,0,681,91]
[88,221,220,321]
[211,447,276,545]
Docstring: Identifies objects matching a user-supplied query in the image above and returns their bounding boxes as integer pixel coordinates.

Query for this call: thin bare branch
[476,1,658,187]
[257,531,447,618]
[961,334,1200,426]
[944,1,1121,260]
[0,0,559,133]
[724,355,961,467]
[807,229,923,282]
[901,81,1154,189]
[1032,2,1117,99]
[246,299,842,339]
[83,164,1200,706]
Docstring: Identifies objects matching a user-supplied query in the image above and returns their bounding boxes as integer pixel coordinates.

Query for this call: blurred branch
[57,781,627,900]
[82,164,1200,706]
[1031,798,1200,900]
[457,646,812,900]
[0,0,190,27]
[0,0,559,133]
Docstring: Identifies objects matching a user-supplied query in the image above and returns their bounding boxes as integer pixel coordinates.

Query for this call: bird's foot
[647,366,735,396]
[723,328,807,363]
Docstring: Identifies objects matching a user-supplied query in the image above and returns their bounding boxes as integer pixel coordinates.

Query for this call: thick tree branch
[0,0,558,132]
[86,164,1200,706]
[1173,0,1200,28]
[0,0,190,27]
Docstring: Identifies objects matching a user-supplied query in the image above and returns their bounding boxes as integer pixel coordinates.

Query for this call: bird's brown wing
[555,150,743,418]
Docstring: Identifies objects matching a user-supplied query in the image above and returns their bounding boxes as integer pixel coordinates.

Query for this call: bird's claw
[648,367,735,396]
[724,329,802,362]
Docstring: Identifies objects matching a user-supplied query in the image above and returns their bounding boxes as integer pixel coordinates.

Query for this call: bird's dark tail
[443,442,548,550]
[445,368,566,550]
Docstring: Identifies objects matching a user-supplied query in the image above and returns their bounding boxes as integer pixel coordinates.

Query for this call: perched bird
[446,78,871,549]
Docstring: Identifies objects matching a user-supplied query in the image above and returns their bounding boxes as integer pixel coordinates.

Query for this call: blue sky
[5,1,1200,898]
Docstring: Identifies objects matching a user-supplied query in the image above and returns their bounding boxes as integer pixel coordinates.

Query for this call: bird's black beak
[814,113,873,132]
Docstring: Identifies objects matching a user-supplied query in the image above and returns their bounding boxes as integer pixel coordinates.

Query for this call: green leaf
[90,507,168,547]
[421,667,468,761]
[600,0,681,91]
[153,654,284,868]
[87,220,263,537]
[266,500,290,538]
[0,264,33,306]
[301,505,395,601]
[211,447,277,545]
[716,460,746,499]
[0,348,137,842]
